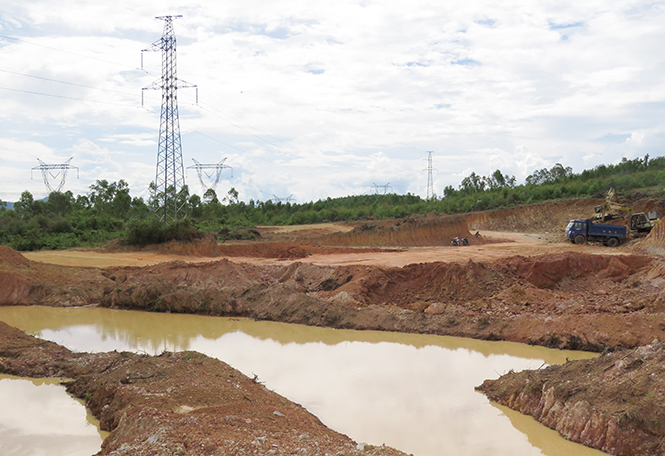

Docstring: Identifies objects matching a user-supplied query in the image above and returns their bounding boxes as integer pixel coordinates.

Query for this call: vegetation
[1,155,664,251]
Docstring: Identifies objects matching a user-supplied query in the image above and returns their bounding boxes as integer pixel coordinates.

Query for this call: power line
[0,86,137,107]
[0,68,135,97]
[0,33,143,72]
[184,97,326,169]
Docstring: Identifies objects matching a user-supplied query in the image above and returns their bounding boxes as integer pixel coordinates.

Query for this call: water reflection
[495,404,609,456]
[0,306,602,456]
[0,375,107,456]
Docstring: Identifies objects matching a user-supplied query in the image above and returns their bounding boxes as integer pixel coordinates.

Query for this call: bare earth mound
[317,213,474,247]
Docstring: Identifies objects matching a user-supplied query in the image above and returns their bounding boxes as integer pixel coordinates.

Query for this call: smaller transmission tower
[187,158,233,194]
[272,194,295,204]
[422,151,437,200]
[31,157,79,193]
[371,182,393,195]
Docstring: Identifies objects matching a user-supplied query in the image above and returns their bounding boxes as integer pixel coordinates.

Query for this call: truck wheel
[607,237,619,247]
[574,234,586,245]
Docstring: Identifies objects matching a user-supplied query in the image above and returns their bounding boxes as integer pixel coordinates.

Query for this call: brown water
[0,306,608,456]
[0,374,108,456]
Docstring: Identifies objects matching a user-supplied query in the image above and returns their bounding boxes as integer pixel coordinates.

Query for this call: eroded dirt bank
[4,243,665,351]
[0,321,406,456]
[95,250,665,351]
[477,341,665,456]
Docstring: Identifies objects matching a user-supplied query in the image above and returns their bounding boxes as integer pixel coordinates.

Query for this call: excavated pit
[5,197,665,455]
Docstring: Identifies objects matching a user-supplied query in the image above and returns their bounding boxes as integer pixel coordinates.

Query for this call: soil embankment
[94,250,664,351]
[0,321,406,456]
[464,199,601,235]
[317,213,474,247]
[477,341,665,456]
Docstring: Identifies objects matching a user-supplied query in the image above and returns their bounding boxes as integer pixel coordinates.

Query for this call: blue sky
[1,0,664,203]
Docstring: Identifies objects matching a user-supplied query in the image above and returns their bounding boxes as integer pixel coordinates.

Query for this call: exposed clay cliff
[477,341,665,455]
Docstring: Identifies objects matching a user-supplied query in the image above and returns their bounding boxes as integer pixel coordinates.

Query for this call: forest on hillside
[0,154,663,251]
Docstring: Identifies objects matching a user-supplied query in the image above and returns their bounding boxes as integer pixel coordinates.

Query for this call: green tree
[203,188,218,204]
[225,187,239,205]
[46,191,74,215]
[89,179,131,218]
[459,172,485,194]
[14,191,34,218]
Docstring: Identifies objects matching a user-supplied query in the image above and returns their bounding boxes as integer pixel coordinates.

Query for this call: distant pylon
[142,15,197,222]
[422,151,437,200]
[31,157,79,193]
[272,194,295,203]
[371,182,393,195]
[187,158,233,193]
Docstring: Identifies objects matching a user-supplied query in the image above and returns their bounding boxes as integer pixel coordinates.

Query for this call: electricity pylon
[372,182,393,194]
[422,151,437,200]
[31,157,78,193]
[272,194,295,204]
[187,158,233,194]
[142,15,197,222]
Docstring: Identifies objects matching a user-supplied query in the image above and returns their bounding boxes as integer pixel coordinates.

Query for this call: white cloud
[1,0,664,203]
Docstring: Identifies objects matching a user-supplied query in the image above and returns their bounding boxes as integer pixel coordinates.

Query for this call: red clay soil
[6,196,665,455]
[477,341,665,456]
[462,198,602,234]
[104,236,396,261]
[4,238,665,351]
[0,246,110,307]
[317,213,475,247]
[0,321,407,456]
[92,250,665,351]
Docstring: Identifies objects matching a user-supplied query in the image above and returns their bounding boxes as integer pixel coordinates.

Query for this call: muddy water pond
[0,374,108,456]
[0,306,607,456]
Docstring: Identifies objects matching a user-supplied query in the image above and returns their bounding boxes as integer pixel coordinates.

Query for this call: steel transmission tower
[272,194,295,204]
[423,151,437,200]
[31,157,79,193]
[142,15,197,222]
[371,182,393,195]
[187,158,233,194]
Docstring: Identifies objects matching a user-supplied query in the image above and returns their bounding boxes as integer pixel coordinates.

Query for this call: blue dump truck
[565,219,627,247]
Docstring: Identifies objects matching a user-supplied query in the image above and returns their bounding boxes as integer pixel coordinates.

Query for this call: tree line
[1,155,663,250]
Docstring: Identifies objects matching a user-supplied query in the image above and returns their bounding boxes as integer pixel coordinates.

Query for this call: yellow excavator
[593,188,659,235]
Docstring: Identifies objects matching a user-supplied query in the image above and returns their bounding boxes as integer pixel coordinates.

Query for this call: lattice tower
[142,15,197,222]
[423,151,437,200]
[272,194,295,204]
[371,182,393,195]
[187,158,233,193]
[31,157,79,193]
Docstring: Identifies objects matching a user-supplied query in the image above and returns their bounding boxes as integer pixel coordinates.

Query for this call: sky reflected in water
[0,375,105,456]
[0,306,606,456]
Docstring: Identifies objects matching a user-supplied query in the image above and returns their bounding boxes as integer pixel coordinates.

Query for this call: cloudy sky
[0,0,664,203]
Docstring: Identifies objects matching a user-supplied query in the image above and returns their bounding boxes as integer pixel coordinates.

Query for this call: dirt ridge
[477,341,665,456]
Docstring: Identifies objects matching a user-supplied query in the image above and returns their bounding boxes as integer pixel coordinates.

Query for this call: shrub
[122,218,203,246]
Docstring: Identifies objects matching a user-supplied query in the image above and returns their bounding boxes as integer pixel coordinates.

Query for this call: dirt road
[22,231,629,269]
